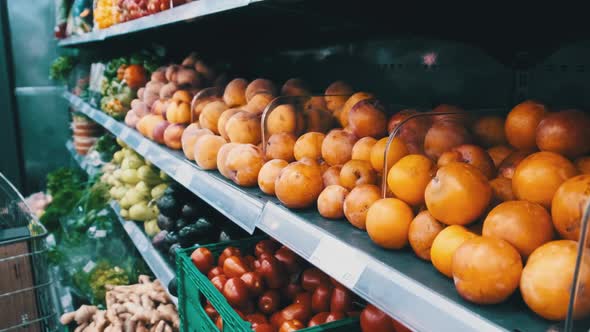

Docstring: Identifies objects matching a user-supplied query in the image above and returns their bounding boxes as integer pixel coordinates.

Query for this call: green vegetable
[49,56,76,82]
[87,261,129,306]
[95,134,119,162]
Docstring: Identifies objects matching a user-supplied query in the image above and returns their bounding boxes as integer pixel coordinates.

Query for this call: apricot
[199,100,228,134]
[281,78,311,96]
[425,162,492,225]
[321,129,358,166]
[245,93,274,115]
[431,104,468,124]
[192,96,222,120]
[339,92,374,127]
[489,177,515,204]
[322,166,342,187]
[483,200,553,258]
[575,157,590,174]
[181,127,214,160]
[430,225,476,278]
[217,143,240,179]
[347,99,387,138]
[352,137,378,162]
[343,184,381,230]
[424,121,471,160]
[223,78,248,107]
[225,144,266,187]
[258,159,289,195]
[366,198,414,249]
[388,154,436,206]
[408,211,445,261]
[266,133,296,162]
[266,104,302,136]
[294,132,325,161]
[339,160,377,190]
[275,160,324,209]
[245,79,277,102]
[370,137,409,174]
[437,144,496,179]
[317,185,349,219]
[163,123,185,150]
[217,108,242,141]
[225,111,262,144]
[487,145,514,168]
[512,151,578,208]
[452,237,522,304]
[497,149,531,179]
[472,116,507,147]
[521,240,590,320]
[324,81,354,113]
[551,174,590,241]
[505,100,547,149]
[536,109,590,158]
[193,134,228,170]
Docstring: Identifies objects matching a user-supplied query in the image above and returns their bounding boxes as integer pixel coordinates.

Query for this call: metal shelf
[64,92,559,332]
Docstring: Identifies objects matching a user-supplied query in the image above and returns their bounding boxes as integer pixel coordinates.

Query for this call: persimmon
[294,132,325,161]
[324,81,354,113]
[452,237,522,304]
[487,145,514,168]
[317,185,349,219]
[366,198,414,249]
[472,116,507,147]
[497,149,532,179]
[343,184,381,230]
[339,92,374,127]
[520,240,590,320]
[322,129,358,166]
[551,175,590,241]
[575,156,590,174]
[387,110,431,154]
[408,210,445,261]
[322,165,342,187]
[425,162,492,226]
[437,144,496,179]
[387,109,419,134]
[505,100,547,149]
[387,154,435,206]
[275,160,324,209]
[489,177,515,204]
[352,137,378,162]
[483,200,554,258]
[430,225,476,278]
[424,121,471,160]
[258,159,289,195]
[340,160,377,190]
[512,151,578,208]
[536,109,590,158]
[348,99,388,138]
[370,137,409,174]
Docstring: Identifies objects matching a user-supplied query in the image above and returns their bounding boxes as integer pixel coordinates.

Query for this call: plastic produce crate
[176,237,361,332]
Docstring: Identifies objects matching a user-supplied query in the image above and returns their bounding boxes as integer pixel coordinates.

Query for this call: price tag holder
[119,127,131,140]
[123,221,136,235]
[95,230,107,238]
[174,164,195,187]
[83,260,97,273]
[136,140,150,155]
[104,117,115,129]
[135,235,148,252]
[309,236,368,289]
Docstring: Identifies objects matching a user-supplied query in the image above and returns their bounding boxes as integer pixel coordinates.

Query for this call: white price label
[136,140,149,155]
[60,294,72,308]
[123,222,136,234]
[174,164,194,187]
[119,127,131,140]
[46,234,56,246]
[95,230,107,238]
[136,235,148,252]
[309,236,368,289]
[104,117,115,129]
[83,261,96,273]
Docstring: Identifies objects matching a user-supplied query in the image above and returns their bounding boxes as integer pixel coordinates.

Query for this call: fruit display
[71,113,103,155]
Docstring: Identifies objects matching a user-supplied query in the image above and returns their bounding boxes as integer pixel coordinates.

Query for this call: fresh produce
[49,55,76,82]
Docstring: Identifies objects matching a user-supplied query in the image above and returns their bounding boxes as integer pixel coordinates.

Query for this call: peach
[294,132,325,161]
[317,185,349,219]
[473,116,507,147]
[258,159,289,195]
[266,104,302,136]
[265,133,296,162]
[225,144,266,187]
[217,143,240,179]
[437,144,496,179]
[536,109,590,158]
[172,90,192,103]
[339,92,374,127]
[151,120,170,144]
[487,145,514,168]
[424,121,472,160]
[505,100,548,149]
[193,134,228,170]
[408,210,445,260]
[275,160,324,209]
[166,100,191,124]
[370,137,408,174]
[321,129,358,166]
[225,111,262,144]
[223,78,248,107]
[163,123,185,150]
[352,137,378,162]
[281,78,311,96]
[388,154,435,206]
[199,100,228,134]
[339,160,377,190]
[218,108,242,141]
[151,99,168,116]
[245,93,274,115]
[322,165,342,187]
[343,184,381,229]
[498,150,532,179]
[347,99,387,138]
[324,81,353,113]
[192,96,222,120]
[245,79,277,102]
[181,127,214,160]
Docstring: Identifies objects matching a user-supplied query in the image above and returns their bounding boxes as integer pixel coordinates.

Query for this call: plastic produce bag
[66,0,94,36]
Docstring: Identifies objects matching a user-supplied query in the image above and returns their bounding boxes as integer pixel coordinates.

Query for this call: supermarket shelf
[65,140,100,177]
[58,0,261,46]
[65,92,558,332]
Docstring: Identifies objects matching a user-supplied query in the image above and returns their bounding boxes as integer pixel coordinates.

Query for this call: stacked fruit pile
[72,114,103,155]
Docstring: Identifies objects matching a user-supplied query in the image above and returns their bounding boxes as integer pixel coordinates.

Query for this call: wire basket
[0,172,59,332]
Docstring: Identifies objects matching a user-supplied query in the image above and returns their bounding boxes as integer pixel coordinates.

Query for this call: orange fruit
[258,159,289,195]
[340,160,377,190]
[408,211,445,261]
[472,116,507,147]
[497,149,532,179]
[343,184,381,230]
[388,154,436,206]
[575,156,590,174]
[520,240,590,320]
[452,237,522,304]
[437,144,496,179]
[482,200,554,259]
[505,100,548,149]
[317,185,349,219]
[536,109,590,159]
[370,137,409,174]
[430,225,476,278]
[551,174,590,241]
[489,177,515,205]
[512,151,578,209]
[425,162,492,225]
[366,198,414,249]
[351,137,378,162]
[487,145,514,168]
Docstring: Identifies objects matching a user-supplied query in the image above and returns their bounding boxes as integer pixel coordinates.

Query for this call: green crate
[176,237,361,332]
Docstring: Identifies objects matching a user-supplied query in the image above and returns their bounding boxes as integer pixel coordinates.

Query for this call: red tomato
[330,286,353,312]
[258,289,281,315]
[312,284,333,313]
[223,277,249,308]
[279,320,305,332]
[301,268,330,291]
[255,240,281,257]
[223,255,250,278]
[211,275,228,292]
[207,266,223,280]
[257,256,287,289]
[280,303,312,325]
[360,304,395,332]
[218,247,242,267]
[240,272,265,297]
[308,312,329,327]
[325,311,346,323]
[282,283,303,301]
[274,247,302,274]
[190,247,214,274]
[253,323,275,332]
